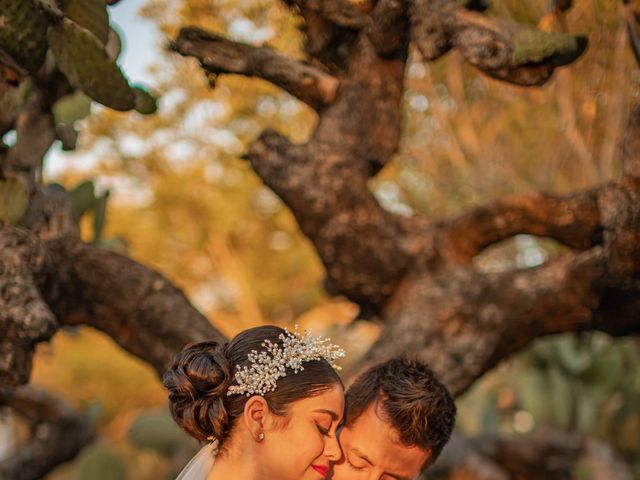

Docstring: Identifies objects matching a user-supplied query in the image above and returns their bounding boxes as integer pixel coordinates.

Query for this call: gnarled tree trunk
[1,0,639,478]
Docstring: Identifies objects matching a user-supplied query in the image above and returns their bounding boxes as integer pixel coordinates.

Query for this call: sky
[107,0,160,86]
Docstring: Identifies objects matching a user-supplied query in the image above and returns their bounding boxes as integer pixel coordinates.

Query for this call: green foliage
[48,19,135,111]
[75,444,126,480]
[458,334,640,472]
[0,176,29,223]
[0,0,48,72]
[127,411,188,456]
[68,180,111,242]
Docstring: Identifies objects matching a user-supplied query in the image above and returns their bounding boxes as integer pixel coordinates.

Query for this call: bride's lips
[312,464,329,477]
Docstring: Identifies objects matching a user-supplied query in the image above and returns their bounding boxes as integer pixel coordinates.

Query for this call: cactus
[128,411,187,456]
[512,28,587,67]
[0,176,29,223]
[133,86,158,115]
[69,180,97,216]
[75,444,126,480]
[53,90,92,125]
[48,18,135,111]
[0,0,48,73]
[92,190,109,242]
[61,0,110,45]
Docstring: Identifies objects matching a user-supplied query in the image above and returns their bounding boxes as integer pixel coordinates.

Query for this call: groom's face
[329,404,431,480]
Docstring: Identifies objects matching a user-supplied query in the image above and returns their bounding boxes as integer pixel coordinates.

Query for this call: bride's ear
[243,396,269,442]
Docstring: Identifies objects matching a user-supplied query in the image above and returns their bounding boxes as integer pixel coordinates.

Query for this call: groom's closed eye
[346,449,371,470]
[346,458,367,470]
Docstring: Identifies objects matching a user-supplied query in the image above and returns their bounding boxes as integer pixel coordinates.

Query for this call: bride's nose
[323,434,342,461]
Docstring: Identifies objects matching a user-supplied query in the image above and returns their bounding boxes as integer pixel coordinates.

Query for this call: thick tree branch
[366,0,408,57]
[349,248,614,395]
[42,236,224,377]
[172,27,339,110]
[1,185,224,387]
[0,226,57,387]
[284,0,369,30]
[430,429,634,480]
[247,129,414,308]
[622,105,640,177]
[440,189,603,262]
[0,386,95,480]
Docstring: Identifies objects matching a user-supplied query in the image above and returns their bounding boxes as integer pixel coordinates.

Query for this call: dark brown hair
[163,325,343,446]
[345,358,456,466]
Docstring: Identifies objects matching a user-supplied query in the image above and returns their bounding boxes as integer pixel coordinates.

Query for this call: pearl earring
[258,432,265,441]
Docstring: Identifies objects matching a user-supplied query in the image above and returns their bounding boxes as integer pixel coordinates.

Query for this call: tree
[1,0,639,478]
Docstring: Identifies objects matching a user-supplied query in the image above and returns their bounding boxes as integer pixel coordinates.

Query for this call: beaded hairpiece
[227,326,345,397]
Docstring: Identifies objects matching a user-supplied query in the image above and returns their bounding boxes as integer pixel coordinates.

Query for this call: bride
[163,325,346,480]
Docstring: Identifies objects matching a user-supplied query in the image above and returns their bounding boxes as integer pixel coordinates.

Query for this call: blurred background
[2,0,639,478]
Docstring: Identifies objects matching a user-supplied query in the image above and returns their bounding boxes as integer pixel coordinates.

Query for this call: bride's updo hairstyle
[163,325,343,446]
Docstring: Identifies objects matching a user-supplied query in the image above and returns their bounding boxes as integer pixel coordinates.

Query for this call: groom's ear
[243,395,268,438]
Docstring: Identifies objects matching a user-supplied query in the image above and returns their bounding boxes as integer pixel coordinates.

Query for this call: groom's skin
[330,404,431,480]
[327,358,456,480]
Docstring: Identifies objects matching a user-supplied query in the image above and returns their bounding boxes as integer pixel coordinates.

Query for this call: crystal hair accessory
[227,326,345,397]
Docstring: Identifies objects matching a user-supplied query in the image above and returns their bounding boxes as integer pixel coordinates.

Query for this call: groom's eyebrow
[314,408,339,420]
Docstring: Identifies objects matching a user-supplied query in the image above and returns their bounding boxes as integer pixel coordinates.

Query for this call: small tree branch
[409,1,588,86]
[172,27,340,110]
[0,386,95,480]
[6,91,56,175]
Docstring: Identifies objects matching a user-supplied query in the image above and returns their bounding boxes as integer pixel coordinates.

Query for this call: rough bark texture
[171,0,639,396]
[0,386,95,480]
[1,0,639,478]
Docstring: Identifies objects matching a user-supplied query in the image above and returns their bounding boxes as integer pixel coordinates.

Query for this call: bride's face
[261,384,344,480]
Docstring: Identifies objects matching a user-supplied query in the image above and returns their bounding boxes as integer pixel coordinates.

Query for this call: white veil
[176,441,217,480]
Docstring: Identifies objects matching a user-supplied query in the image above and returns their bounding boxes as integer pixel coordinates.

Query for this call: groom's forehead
[340,404,432,472]
[343,402,402,444]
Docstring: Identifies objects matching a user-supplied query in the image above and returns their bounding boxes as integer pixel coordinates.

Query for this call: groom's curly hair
[344,358,456,467]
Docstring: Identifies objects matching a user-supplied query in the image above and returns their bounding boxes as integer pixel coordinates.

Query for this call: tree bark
[1,0,638,477]
[0,386,95,480]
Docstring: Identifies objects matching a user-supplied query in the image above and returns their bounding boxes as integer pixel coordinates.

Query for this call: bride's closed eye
[316,423,330,436]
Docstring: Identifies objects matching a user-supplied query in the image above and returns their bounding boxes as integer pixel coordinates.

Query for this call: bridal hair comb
[227,326,345,397]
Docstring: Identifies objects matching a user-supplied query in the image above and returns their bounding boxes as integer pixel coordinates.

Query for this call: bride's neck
[208,435,263,480]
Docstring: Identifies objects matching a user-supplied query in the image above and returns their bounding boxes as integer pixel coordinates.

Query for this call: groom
[329,358,456,480]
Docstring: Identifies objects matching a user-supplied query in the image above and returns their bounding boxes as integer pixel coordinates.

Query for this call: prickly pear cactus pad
[0,0,48,73]
[48,18,135,111]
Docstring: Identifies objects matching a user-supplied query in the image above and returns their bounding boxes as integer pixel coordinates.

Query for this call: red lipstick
[312,464,329,478]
